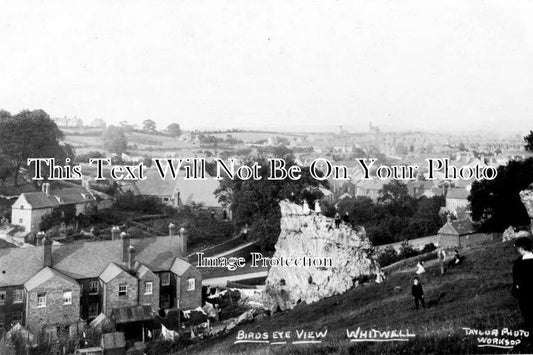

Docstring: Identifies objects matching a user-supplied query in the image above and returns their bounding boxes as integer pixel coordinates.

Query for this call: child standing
[412,277,425,310]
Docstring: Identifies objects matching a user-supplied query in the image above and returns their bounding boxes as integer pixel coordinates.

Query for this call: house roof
[446,188,470,200]
[111,305,153,324]
[134,168,222,208]
[24,266,78,291]
[134,262,155,279]
[99,263,133,283]
[16,187,95,209]
[176,175,222,208]
[438,218,476,236]
[0,239,17,249]
[134,168,177,197]
[0,236,184,287]
[170,257,192,276]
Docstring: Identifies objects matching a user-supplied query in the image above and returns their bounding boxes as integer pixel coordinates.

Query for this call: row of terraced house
[0,225,201,339]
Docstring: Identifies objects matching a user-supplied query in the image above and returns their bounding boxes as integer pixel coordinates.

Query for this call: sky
[1,1,533,133]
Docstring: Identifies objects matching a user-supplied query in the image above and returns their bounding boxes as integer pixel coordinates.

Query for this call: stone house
[445,188,470,216]
[0,227,201,338]
[10,183,96,233]
[437,217,476,247]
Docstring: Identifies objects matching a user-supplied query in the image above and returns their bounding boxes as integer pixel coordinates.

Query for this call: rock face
[519,185,533,233]
[263,201,382,312]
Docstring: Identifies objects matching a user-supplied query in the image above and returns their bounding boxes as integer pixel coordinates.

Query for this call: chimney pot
[128,246,136,270]
[121,232,130,263]
[43,233,53,267]
[169,223,177,236]
[111,226,121,240]
[178,227,187,256]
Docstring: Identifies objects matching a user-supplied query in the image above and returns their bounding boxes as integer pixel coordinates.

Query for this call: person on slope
[412,277,426,310]
[512,236,533,330]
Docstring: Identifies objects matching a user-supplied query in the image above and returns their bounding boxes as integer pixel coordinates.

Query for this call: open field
[179,238,531,354]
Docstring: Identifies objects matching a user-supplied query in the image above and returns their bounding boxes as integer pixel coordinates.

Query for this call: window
[19,218,23,224]
[161,272,170,286]
[37,293,46,308]
[13,289,23,304]
[88,280,99,295]
[0,291,6,305]
[118,284,127,297]
[63,291,72,305]
[187,278,195,291]
[88,303,99,317]
[20,205,24,209]
[144,281,153,295]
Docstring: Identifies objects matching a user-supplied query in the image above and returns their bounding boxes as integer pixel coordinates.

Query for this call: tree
[215,157,325,251]
[101,125,128,155]
[143,119,156,132]
[378,180,415,217]
[0,109,64,185]
[167,123,182,137]
[469,157,533,231]
[525,130,533,152]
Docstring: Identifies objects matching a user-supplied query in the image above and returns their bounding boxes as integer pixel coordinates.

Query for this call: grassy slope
[181,239,530,354]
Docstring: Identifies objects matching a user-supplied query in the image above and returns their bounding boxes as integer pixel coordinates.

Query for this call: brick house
[0,227,201,338]
[10,183,96,233]
[24,267,82,337]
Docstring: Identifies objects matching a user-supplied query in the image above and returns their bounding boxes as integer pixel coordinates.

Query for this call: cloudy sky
[1,1,532,133]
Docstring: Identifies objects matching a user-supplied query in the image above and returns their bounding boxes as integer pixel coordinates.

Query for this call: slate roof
[111,305,153,324]
[24,266,78,291]
[134,168,222,207]
[0,236,185,287]
[438,218,476,236]
[133,169,177,197]
[170,257,193,276]
[446,188,470,200]
[17,187,95,209]
[99,263,132,283]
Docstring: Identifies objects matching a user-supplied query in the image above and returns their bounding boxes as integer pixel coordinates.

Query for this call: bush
[114,191,168,214]
[377,246,400,267]
[421,242,437,253]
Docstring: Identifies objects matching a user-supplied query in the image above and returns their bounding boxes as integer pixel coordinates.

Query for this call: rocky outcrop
[264,201,382,312]
[502,226,531,242]
[519,184,533,233]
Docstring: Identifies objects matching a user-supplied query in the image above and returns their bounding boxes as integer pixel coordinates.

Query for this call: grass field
[179,238,531,354]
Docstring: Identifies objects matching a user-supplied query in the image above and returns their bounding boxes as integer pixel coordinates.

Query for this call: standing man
[438,247,446,275]
[412,277,425,310]
[512,236,533,330]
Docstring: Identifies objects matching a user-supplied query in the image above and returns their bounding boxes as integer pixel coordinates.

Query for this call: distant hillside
[181,239,531,354]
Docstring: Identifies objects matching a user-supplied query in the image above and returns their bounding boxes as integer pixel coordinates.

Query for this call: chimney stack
[169,223,177,237]
[43,233,53,267]
[42,182,50,197]
[128,246,136,270]
[121,232,130,263]
[178,227,188,256]
[111,226,121,240]
[36,231,45,246]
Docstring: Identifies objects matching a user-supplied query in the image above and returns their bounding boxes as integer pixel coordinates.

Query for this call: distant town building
[89,118,107,128]
[53,116,84,128]
[445,188,470,215]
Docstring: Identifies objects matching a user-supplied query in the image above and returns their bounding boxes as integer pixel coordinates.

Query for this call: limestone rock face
[264,201,382,312]
[519,185,533,233]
